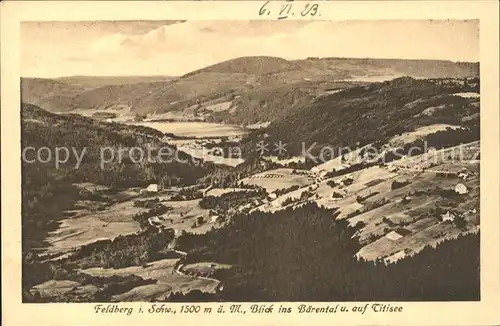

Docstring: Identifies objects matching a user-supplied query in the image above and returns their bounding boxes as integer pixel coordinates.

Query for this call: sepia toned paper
[1,1,499,325]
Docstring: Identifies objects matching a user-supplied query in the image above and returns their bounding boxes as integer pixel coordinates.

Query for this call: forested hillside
[267,77,480,156]
[21,103,211,252]
[176,202,479,301]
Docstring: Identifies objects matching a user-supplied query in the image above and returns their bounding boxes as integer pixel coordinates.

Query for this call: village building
[28,288,41,300]
[332,189,347,199]
[400,195,411,204]
[385,228,412,241]
[147,184,159,193]
[388,165,398,173]
[268,193,278,200]
[441,211,456,222]
[385,231,403,241]
[412,165,424,172]
[319,170,330,178]
[148,216,162,227]
[260,161,271,169]
[455,183,469,195]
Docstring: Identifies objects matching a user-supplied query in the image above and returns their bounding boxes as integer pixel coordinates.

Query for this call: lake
[130,121,246,138]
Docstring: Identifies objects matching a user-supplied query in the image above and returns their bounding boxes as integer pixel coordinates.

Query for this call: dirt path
[169,232,221,286]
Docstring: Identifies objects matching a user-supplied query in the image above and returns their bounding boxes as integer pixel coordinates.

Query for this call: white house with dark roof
[147,184,159,192]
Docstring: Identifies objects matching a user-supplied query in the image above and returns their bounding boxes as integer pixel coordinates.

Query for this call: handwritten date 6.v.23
[258,1,321,20]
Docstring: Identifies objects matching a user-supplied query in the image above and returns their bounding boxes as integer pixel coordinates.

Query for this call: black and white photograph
[19,19,482,303]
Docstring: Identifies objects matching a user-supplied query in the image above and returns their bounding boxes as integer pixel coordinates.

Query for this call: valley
[21,56,480,303]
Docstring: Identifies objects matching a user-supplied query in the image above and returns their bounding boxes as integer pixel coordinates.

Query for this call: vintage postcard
[1,1,499,325]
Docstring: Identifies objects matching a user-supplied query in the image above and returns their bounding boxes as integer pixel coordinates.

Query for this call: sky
[21,20,479,77]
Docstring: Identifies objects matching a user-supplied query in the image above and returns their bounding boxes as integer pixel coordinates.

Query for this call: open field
[239,168,314,193]
[156,199,214,234]
[205,101,233,112]
[263,155,306,166]
[452,92,480,98]
[183,262,232,276]
[204,188,252,197]
[82,258,219,301]
[252,184,316,213]
[45,200,146,254]
[244,155,479,263]
[390,141,480,170]
[33,280,99,300]
[175,144,245,167]
[388,124,463,147]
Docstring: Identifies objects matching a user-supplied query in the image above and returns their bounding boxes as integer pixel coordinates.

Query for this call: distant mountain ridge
[266,76,480,156]
[21,56,479,123]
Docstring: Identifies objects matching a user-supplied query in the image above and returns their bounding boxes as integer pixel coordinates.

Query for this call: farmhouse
[332,189,347,199]
[385,228,412,241]
[173,229,185,237]
[441,211,456,222]
[341,174,354,186]
[400,195,411,204]
[386,231,403,241]
[412,165,424,173]
[253,199,262,206]
[388,165,398,173]
[147,184,159,193]
[319,170,330,178]
[454,183,469,195]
